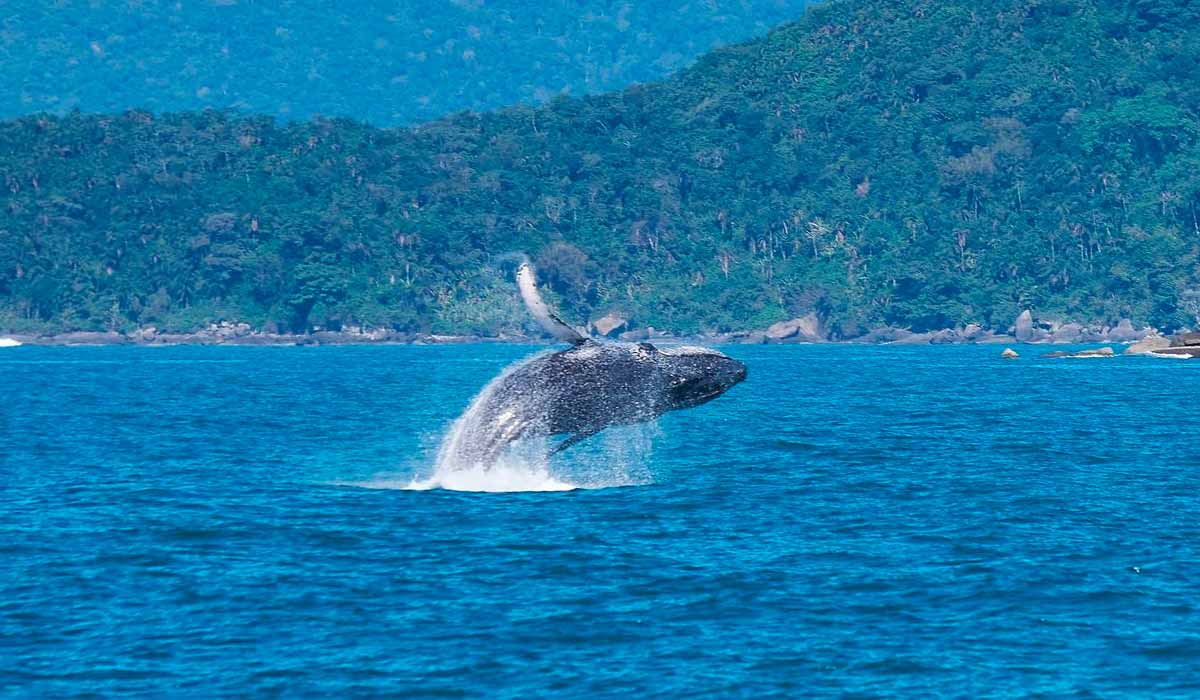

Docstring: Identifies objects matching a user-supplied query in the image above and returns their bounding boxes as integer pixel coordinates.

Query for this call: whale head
[653,345,747,411]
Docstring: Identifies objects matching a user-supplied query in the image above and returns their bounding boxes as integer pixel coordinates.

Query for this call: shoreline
[0,329,1150,348]
[1,311,1171,348]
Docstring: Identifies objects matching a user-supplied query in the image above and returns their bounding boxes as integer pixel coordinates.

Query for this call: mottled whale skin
[442,339,746,467]
[439,258,746,467]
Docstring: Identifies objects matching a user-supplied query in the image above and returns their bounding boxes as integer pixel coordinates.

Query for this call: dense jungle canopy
[2,0,1199,336]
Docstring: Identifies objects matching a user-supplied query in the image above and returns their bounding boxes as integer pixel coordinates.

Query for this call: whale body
[439,260,746,468]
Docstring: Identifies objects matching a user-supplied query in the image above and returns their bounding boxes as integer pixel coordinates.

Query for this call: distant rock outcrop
[1173,332,1200,347]
[1044,347,1115,358]
[1151,331,1200,358]
[1109,318,1142,342]
[1150,347,1200,358]
[764,313,823,343]
[592,313,628,338]
[1124,335,1172,355]
[1001,347,1019,359]
[1014,310,1035,342]
[1047,322,1084,344]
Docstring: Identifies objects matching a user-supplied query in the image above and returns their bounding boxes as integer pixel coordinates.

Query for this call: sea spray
[430,350,552,474]
[402,352,656,492]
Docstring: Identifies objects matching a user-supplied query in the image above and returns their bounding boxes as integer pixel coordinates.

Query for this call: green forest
[2,0,1200,338]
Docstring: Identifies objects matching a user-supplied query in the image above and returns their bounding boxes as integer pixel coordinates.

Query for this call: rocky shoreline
[0,310,1189,348]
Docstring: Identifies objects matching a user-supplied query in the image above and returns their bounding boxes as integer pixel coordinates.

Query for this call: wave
[332,422,657,494]
[357,458,578,493]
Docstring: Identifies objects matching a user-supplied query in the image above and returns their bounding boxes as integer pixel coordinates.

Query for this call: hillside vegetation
[2,0,1199,337]
[1,0,806,125]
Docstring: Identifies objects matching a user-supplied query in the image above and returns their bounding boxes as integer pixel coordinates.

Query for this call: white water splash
[344,353,658,493]
[405,457,578,492]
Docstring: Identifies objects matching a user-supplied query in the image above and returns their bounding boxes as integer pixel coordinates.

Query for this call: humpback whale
[439,259,746,468]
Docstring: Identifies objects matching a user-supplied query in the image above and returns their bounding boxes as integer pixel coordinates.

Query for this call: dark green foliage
[3,0,1200,336]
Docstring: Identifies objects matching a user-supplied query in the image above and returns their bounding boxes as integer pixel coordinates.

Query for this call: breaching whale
[439,259,746,468]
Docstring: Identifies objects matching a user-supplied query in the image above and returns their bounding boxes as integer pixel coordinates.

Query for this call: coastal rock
[890,331,940,345]
[1014,310,1034,342]
[1049,323,1084,344]
[765,313,823,342]
[1108,318,1142,342]
[1044,347,1115,359]
[592,313,628,338]
[887,328,965,344]
[1124,334,1171,355]
[618,327,650,342]
[1001,347,1019,359]
[855,327,913,344]
[1172,331,1200,347]
[961,324,984,340]
[976,333,1017,344]
[1151,347,1200,358]
[54,331,127,345]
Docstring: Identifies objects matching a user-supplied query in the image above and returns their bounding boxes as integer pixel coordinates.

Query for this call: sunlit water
[3,344,1199,697]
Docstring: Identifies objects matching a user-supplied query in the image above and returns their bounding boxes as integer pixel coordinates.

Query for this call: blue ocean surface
[3,344,1199,697]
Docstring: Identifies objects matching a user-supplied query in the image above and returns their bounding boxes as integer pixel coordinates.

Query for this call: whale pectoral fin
[516,259,588,345]
[550,430,599,455]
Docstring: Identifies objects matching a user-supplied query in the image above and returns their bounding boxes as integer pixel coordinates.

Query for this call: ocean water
[2,343,1199,698]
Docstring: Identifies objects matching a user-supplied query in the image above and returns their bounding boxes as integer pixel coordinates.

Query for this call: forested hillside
[1,0,807,125]
[2,0,1199,337]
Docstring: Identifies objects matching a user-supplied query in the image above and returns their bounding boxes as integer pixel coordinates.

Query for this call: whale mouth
[668,359,746,408]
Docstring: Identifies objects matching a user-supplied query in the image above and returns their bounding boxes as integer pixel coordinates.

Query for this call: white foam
[1149,351,1192,360]
[336,350,660,494]
[404,459,578,492]
[658,345,723,357]
[335,425,655,494]
[0,338,22,348]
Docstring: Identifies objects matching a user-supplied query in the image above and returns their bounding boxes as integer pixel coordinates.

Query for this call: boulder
[1108,318,1143,342]
[765,313,823,342]
[976,333,1017,344]
[592,313,628,338]
[961,324,984,341]
[128,326,159,343]
[618,327,649,342]
[764,319,797,340]
[890,331,936,345]
[1014,310,1034,342]
[1044,347,1115,358]
[1172,331,1200,347]
[1151,347,1200,358]
[1124,334,1171,355]
[1049,323,1084,344]
[1001,347,1019,359]
[926,329,961,344]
